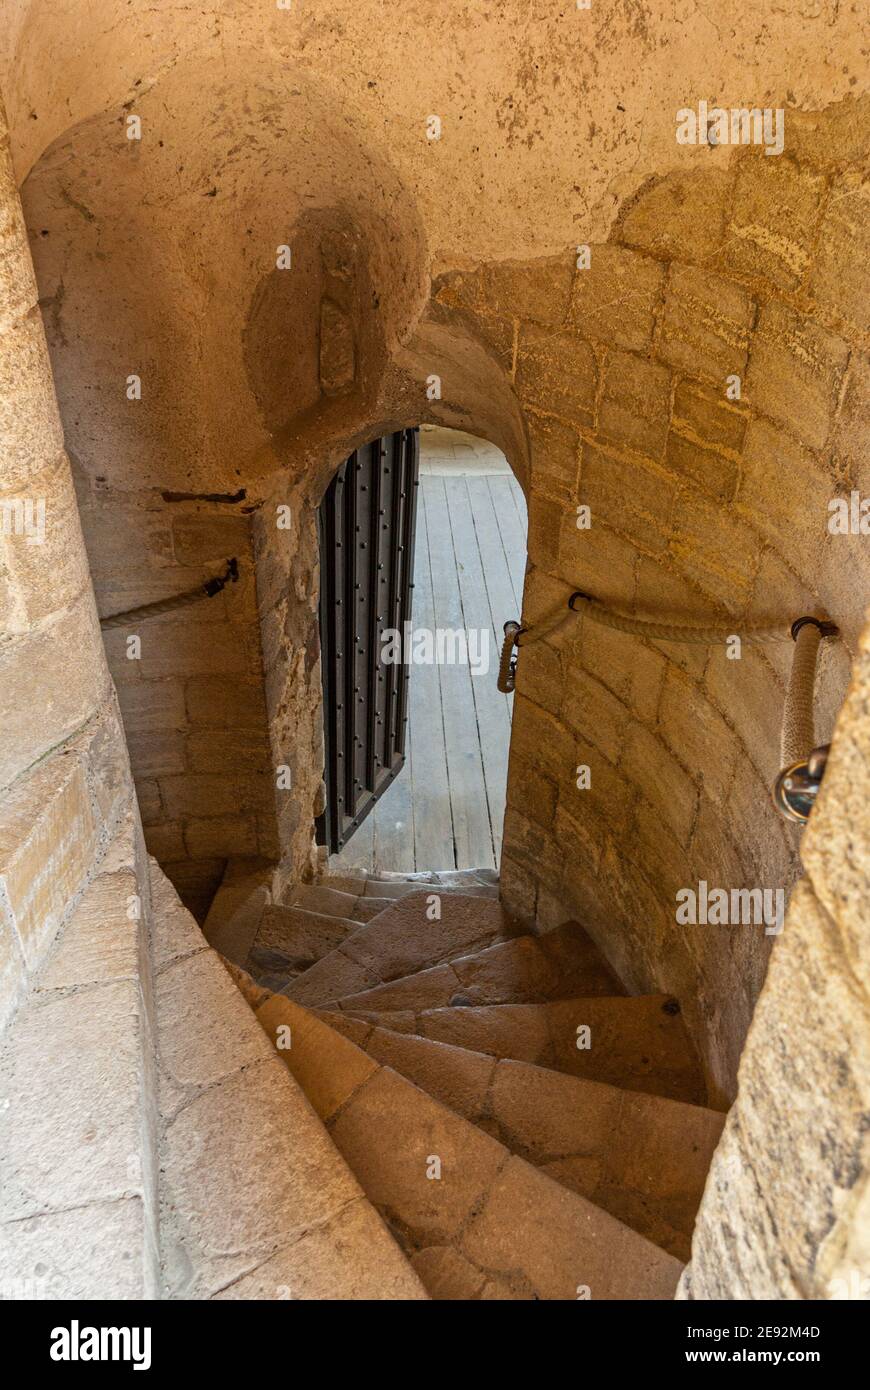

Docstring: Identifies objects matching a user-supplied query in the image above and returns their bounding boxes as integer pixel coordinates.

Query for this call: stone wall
[79,486,277,919]
[15,58,434,917]
[2,1,869,1298]
[434,114,869,1103]
[0,89,160,1295]
[17,76,870,1093]
[0,93,134,1026]
[681,628,870,1298]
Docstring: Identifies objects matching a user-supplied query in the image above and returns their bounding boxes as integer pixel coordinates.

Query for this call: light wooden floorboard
[444,476,512,861]
[425,476,495,869]
[372,731,416,872]
[465,474,525,619]
[487,474,528,612]
[395,485,455,870]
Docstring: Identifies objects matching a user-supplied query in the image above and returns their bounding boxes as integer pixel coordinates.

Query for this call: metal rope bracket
[498,621,522,692]
[774,746,830,824]
[773,615,839,823]
[203,556,239,597]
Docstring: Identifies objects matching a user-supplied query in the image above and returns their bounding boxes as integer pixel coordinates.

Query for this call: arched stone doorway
[317,423,528,876]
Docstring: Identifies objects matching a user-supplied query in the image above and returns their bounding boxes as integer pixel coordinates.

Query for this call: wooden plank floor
[331,429,527,875]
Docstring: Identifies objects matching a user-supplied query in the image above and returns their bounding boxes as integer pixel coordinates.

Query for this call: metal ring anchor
[773,745,830,824]
[498,621,523,693]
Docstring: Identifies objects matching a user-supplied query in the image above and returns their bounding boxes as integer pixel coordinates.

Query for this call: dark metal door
[316,427,420,854]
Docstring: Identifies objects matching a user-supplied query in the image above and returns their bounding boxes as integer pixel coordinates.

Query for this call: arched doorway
[318,424,528,875]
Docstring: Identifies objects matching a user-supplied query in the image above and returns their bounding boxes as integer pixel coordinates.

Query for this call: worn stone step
[339,994,707,1105]
[256,996,684,1300]
[360,879,431,899]
[311,872,498,913]
[362,875,499,900]
[326,921,625,1014]
[202,856,272,966]
[318,872,369,895]
[250,904,359,969]
[368,869,440,882]
[288,884,363,918]
[316,1016,723,1261]
[439,867,500,886]
[369,867,498,888]
[220,957,272,1011]
[245,953,306,993]
[282,892,521,1010]
[430,870,500,894]
[152,865,426,1301]
[285,883,397,925]
[349,896,395,921]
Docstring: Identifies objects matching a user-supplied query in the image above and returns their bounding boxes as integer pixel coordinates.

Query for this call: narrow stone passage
[1,0,868,1310]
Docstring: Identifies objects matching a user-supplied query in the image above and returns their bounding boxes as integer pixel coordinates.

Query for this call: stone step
[339,994,707,1105]
[288,884,363,918]
[435,867,500,887]
[316,1016,724,1261]
[151,864,426,1301]
[361,878,431,898]
[246,945,303,992]
[325,921,625,1014]
[368,869,440,882]
[349,897,396,921]
[220,957,272,1011]
[318,872,369,895]
[286,882,398,925]
[282,892,521,1010]
[369,867,499,888]
[310,872,498,913]
[202,856,273,966]
[256,996,684,1300]
[251,904,360,968]
[361,875,499,900]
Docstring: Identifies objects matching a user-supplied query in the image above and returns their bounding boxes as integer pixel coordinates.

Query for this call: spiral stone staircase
[201,858,727,1300]
[0,761,852,1302]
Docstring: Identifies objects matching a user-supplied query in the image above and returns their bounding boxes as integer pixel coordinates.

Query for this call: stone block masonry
[0,91,138,1026]
[0,92,159,1295]
[0,2,868,1305]
[437,110,870,1106]
[682,633,870,1298]
[86,496,278,921]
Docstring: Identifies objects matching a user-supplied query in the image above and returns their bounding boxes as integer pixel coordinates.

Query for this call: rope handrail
[99,558,239,629]
[518,590,813,648]
[498,590,839,825]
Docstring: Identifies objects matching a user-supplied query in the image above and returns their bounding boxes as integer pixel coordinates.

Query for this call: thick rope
[499,593,837,703]
[518,593,792,647]
[499,590,838,823]
[99,558,239,630]
[781,621,823,767]
[498,593,795,693]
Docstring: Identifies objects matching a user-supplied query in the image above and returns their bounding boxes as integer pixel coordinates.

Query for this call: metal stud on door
[316,428,420,853]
